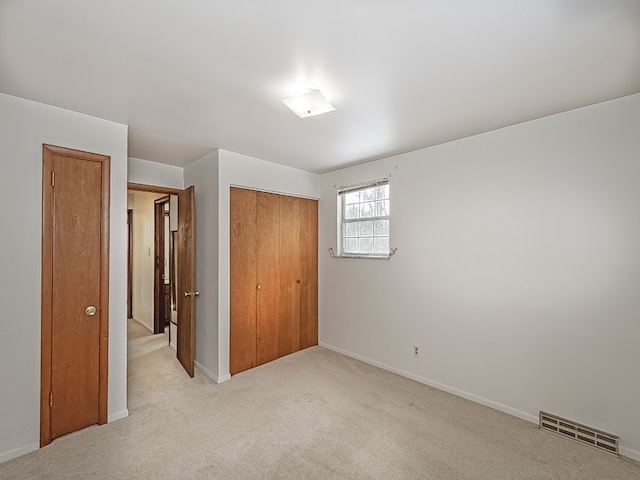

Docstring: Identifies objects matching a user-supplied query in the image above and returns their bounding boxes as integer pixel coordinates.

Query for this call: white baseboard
[132,316,153,333]
[620,446,640,462]
[194,361,231,384]
[319,342,539,425]
[0,441,38,464]
[0,410,131,466]
[319,342,640,461]
[108,409,129,423]
[169,323,177,351]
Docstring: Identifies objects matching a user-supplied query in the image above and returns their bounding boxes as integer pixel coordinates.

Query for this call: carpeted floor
[1,319,639,479]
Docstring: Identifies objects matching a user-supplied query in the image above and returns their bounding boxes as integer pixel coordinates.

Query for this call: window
[338,179,389,257]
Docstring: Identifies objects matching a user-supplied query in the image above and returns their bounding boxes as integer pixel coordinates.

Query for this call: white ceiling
[1,1,639,173]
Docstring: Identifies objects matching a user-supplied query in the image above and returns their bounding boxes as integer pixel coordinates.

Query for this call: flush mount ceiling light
[281,89,335,118]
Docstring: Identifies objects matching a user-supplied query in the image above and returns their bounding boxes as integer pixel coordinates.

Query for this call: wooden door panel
[153,200,166,334]
[229,188,318,375]
[299,198,310,348]
[300,198,319,349]
[256,192,280,365]
[278,195,301,357]
[177,186,196,377]
[230,188,258,375]
[47,150,105,440]
[40,145,110,446]
[308,199,319,346]
[127,209,133,319]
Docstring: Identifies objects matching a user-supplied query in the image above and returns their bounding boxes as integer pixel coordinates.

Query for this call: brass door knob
[85,306,97,316]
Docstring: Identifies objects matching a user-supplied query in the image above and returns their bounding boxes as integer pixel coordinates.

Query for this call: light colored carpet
[2,319,639,479]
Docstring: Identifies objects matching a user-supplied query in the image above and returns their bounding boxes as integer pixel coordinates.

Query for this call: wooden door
[41,145,110,446]
[127,209,133,319]
[278,195,301,357]
[154,197,169,334]
[256,192,281,365]
[177,186,196,377]
[300,198,319,349]
[230,188,258,375]
[229,188,318,375]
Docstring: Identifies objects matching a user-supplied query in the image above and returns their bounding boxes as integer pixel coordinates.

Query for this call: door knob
[85,306,97,316]
[184,291,200,297]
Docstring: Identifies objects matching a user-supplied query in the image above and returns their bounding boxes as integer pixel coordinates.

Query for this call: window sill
[328,247,397,260]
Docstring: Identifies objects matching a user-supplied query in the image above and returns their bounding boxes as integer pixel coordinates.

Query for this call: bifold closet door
[230,187,318,376]
[278,195,301,357]
[256,192,281,365]
[230,188,257,375]
[299,198,318,349]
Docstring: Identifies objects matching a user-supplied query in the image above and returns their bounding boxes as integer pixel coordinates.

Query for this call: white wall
[183,151,220,381]
[128,157,184,190]
[150,149,320,383]
[318,93,640,460]
[217,150,320,381]
[0,93,129,463]
[129,191,164,331]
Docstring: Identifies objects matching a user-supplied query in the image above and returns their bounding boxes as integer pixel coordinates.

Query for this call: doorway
[154,195,171,335]
[127,183,196,377]
[127,191,175,336]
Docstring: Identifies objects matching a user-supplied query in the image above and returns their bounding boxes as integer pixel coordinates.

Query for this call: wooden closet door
[256,192,281,365]
[230,188,258,375]
[230,188,318,375]
[278,195,301,357]
[300,198,319,349]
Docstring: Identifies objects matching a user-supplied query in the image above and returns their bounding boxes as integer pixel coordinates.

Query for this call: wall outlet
[413,344,420,357]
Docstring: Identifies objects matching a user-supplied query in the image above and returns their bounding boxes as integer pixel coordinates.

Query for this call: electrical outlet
[413,344,420,357]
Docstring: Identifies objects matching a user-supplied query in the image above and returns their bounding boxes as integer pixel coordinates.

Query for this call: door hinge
[51,171,55,187]
[49,392,53,408]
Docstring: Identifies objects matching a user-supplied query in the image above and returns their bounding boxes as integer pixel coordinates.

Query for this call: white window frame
[337,178,390,259]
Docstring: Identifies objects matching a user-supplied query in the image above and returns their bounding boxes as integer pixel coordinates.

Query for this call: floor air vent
[539,411,619,456]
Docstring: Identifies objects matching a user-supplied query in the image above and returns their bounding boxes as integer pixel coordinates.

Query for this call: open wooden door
[153,196,170,334]
[177,186,196,377]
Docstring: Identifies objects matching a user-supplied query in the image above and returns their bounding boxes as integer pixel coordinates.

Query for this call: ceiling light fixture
[281,89,335,118]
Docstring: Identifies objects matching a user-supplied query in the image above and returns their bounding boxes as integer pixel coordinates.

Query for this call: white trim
[229,183,318,201]
[337,177,389,195]
[108,409,129,423]
[195,361,231,384]
[620,446,640,462]
[169,323,177,351]
[337,181,390,257]
[0,441,38,464]
[319,342,538,423]
[319,342,640,461]
[132,316,153,333]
